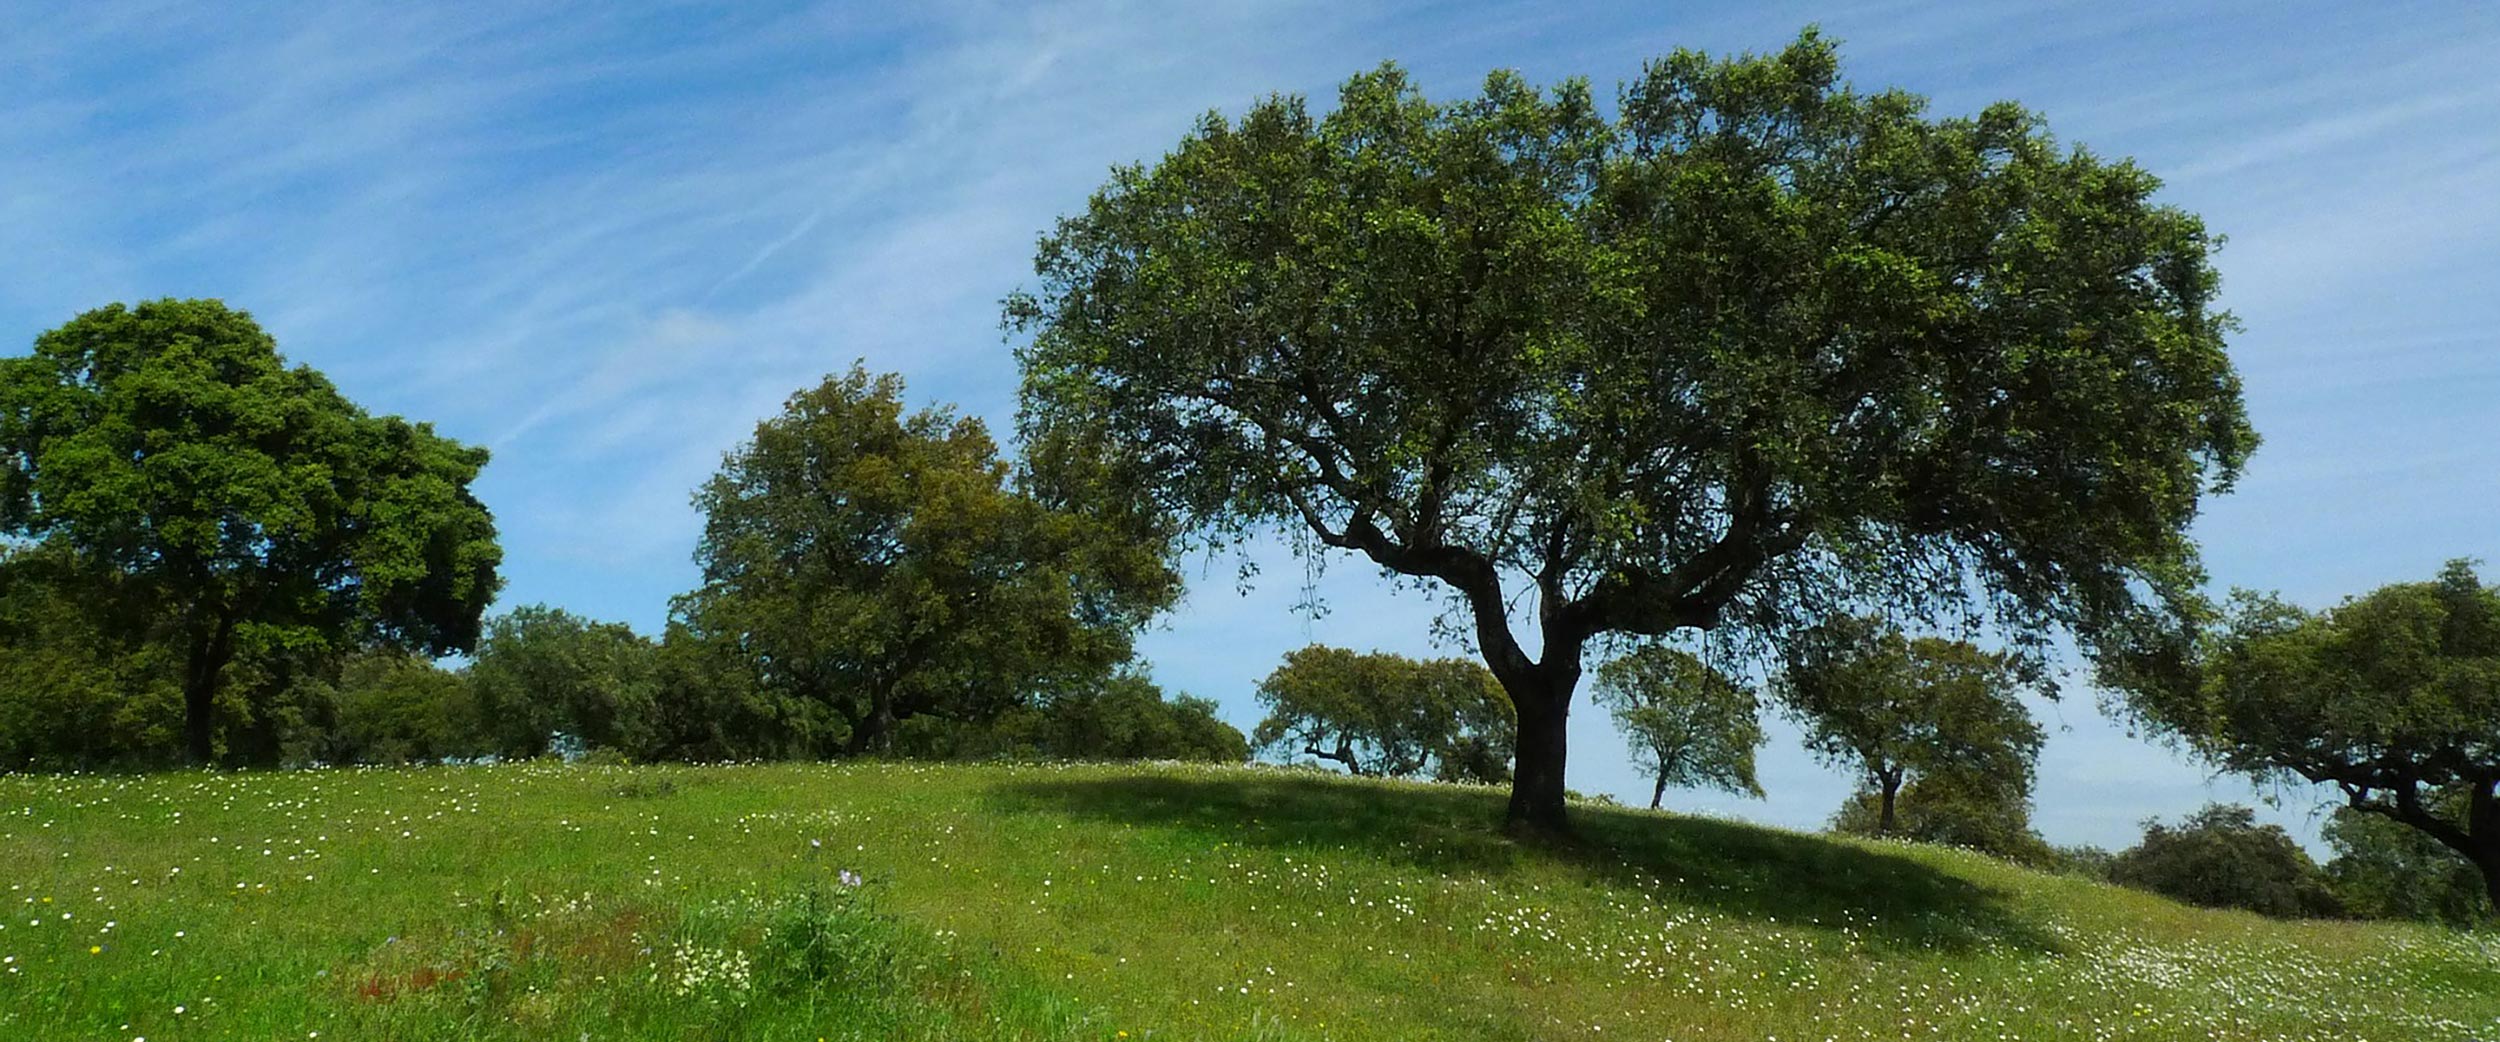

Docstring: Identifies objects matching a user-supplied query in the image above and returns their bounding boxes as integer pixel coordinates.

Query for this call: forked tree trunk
[1305,737,1365,776]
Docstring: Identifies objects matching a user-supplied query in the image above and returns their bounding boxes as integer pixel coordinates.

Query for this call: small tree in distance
[1252,646,1515,783]
[1829,773,2053,865]
[323,649,480,766]
[1777,616,2044,835]
[1009,672,1249,764]
[467,605,661,760]
[2109,804,2341,919]
[1592,646,1764,809]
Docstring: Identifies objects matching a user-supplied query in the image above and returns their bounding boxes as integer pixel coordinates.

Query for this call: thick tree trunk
[1503,671,1574,835]
[844,700,897,755]
[182,672,216,764]
[1877,772,1903,835]
[1649,773,1667,811]
[182,612,238,765]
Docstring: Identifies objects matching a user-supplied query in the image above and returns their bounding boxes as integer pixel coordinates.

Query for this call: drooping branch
[2340,775,2477,860]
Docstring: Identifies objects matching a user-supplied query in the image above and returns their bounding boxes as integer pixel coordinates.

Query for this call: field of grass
[6,760,2495,1041]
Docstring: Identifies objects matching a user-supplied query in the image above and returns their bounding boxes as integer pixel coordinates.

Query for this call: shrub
[2109,804,2341,918]
[2047,844,2117,881]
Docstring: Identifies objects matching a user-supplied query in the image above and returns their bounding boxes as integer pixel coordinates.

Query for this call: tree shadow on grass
[990,770,2061,955]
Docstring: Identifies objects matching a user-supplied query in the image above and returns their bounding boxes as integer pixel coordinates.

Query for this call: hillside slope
[6,760,2494,1040]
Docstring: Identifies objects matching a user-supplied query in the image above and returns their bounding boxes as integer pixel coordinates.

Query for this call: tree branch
[2346,776,2478,860]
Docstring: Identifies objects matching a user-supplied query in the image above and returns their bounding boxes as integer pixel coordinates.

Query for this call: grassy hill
[5,761,2493,1041]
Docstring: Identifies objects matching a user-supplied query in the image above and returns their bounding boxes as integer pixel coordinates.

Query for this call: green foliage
[2325,804,2489,927]
[1018,673,1249,763]
[468,604,662,759]
[2126,560,2500,911]
[891,672,1250,764]
[2109,804,2342,919]
[0,541,183,768]
[1777,616,2044,835]
[673,365,1175,758]
[319,649,481,765]
[647,619,819,761]
[1012,31,2251,828]
[1251,645,1515,783]
[2047,844,2118,881]
[1591,645,1764,807]
[1830,773,2055,866]
[0,299,501,763]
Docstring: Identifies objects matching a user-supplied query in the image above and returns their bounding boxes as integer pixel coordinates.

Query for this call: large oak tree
[1011,32,2252,831]
[0,300,502,763]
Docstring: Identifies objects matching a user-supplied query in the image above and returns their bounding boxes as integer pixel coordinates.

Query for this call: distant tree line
[0,303,1243,771]
[0,592,1245,769]
[2028,801,2487,928]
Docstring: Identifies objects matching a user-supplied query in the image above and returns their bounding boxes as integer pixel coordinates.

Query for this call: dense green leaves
[470,605,664,759]
[673,365,1176,755]
[0,542,183,768]
[899,672,1250,764]
[1011,673,1249,764]
[0,299,501,763]
[2109,804,2341,919]
[2324,804,2488,927]
[1251,646,1515,783]
[316,649,483,766]
[1013,30,2250,829]
[1591,646,1765,808]
[2127,560,2500,912]
[1777,616,2043,835]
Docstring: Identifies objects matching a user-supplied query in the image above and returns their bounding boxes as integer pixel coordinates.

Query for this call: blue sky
[6,1,2496,850]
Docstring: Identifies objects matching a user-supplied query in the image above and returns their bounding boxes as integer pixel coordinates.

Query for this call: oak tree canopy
[0,299,502,763]
[1012,29,2252,830]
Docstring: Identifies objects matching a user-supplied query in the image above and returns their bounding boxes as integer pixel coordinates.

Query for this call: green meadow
[8,760,2493,1041]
